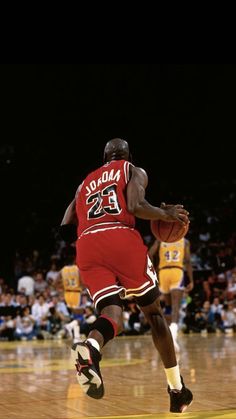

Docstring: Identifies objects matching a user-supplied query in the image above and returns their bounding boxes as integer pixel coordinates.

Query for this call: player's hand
[185,281,194,292]
[161,202,185,210]
[161,202,189,225]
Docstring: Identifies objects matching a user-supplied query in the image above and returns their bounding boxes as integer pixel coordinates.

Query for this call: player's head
[103,138,131,163]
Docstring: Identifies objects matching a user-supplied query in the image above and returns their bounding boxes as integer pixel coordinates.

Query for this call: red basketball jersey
[76,160,135,237]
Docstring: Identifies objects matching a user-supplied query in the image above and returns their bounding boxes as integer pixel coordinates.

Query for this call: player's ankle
[86,338,100,352]
[164,365,182,390]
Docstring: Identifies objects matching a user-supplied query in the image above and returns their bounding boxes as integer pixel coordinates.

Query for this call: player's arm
[126,166,189,224]
[59,185,81,243]
[148,239,159,261]
[148,239,160,270]
[184,239,194,292]
[54,271,63,291]
[61,199,77,226]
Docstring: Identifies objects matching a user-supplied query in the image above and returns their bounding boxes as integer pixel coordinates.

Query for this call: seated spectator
[195,301,216,333]
[210,297,223,314]
[34,271,48,294]
[0,316,15,341]
[0,292,18,341]
[122,309,131,334]
[139,311,150,334]
[31,294,49,333]
[221,301,236,333]
[0,292,18,308]
[50,294,70,322]
[124,302,141,335]
[46,259,60,285]
[227,270,236,300]
[194,310,207,332]
[79,292,93,309]
[80,306,97,337]
[16,293,28,311]
[14,306,36,340]
[47,306,64,336]
[210,297,223,330]
[28,294,36,307]
[183,298,204,333]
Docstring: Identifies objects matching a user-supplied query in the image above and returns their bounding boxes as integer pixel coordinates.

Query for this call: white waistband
[79,222,134,239]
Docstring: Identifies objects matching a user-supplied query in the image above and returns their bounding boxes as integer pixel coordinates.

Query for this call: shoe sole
[71,344,104,399]
[180,399,193,413]
[170,396,193,413]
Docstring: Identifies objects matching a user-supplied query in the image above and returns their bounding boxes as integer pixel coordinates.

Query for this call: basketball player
[149,237,194,351]
[59,138,193,413]
[55,251,82,343]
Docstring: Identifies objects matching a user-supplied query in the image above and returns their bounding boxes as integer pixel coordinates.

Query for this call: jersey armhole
[76,181,84,198]
[123,161,133,184]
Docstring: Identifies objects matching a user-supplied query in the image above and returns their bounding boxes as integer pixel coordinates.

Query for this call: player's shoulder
[131,165,147,175]
[130,165,148,186]
[136,166,148,177]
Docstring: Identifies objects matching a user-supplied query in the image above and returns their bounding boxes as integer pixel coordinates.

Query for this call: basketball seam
[165,222,175,242]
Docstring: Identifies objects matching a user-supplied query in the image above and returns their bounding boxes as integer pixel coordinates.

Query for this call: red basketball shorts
[76,226,159,308]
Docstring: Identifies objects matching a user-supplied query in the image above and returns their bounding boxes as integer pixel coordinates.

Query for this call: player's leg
[71,295,123,399]
[73,231,125,398]
[169,288,183,350]
[139,295,193,413]
[159,272,180,351]
[139,296,176,368]
[158,270,172,323]
[168,269,185,350]
[86,297,123,348]
[64,293,82,343]
[162,292,172,324]
[112,228,193,412]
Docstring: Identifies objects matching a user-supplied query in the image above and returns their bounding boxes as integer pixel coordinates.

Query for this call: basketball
[150,219,189,243]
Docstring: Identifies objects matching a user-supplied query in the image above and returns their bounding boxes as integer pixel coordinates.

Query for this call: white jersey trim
[79,222,134,239]
[93,284,121,300]
[95,289,124,308]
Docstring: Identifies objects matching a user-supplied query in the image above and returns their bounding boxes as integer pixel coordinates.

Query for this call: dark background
[1,64,236,279]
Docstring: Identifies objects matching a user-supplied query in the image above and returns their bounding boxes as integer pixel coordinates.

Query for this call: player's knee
[143,306,162,323]
[100,303,123,328]
[150,312,168,336]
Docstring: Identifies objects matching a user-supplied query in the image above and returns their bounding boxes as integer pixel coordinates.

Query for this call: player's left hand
[160,202,189,225]
[161,202,189,213]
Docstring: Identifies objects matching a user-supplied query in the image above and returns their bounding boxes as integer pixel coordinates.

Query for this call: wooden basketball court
[0,333,235,418]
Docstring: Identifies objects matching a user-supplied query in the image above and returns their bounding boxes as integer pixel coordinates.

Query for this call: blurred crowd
[1,181,236,341]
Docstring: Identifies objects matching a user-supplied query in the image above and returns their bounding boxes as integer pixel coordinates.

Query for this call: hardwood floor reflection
[0,333,236,418]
